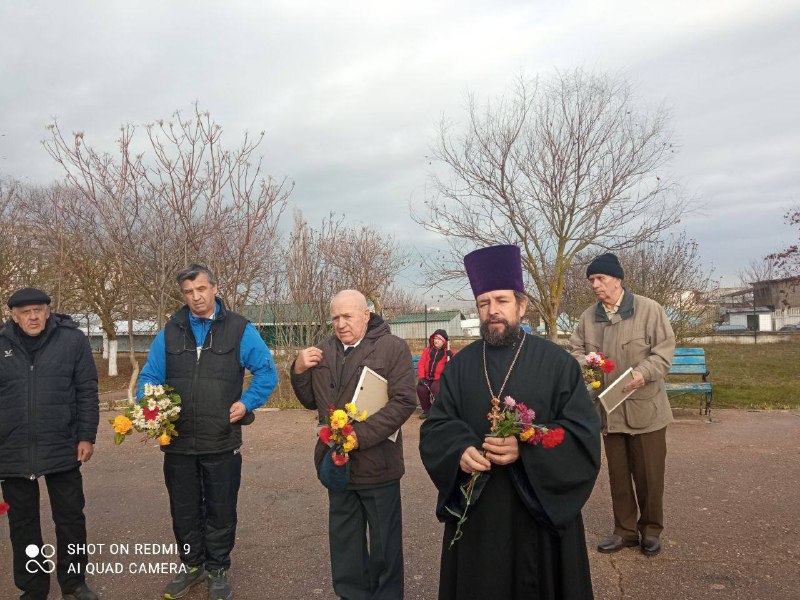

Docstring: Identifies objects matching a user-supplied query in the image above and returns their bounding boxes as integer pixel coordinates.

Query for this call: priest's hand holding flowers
[449,395,566,548]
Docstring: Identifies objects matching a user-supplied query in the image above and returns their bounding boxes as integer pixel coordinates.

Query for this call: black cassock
[420,333,601,600]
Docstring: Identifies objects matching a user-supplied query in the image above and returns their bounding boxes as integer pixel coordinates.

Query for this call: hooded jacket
[290,314,417,485]
[417,328,454,382]
[0,314,99,479]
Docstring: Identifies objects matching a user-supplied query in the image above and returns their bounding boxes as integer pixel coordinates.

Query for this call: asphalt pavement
[1,408,798,599]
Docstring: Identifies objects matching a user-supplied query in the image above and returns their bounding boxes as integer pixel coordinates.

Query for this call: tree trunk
[126,297,139,401]
[102,333,109,359]
[108,338,118,377]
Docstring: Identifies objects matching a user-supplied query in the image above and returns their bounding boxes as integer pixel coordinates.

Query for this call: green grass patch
[669,342,800,410]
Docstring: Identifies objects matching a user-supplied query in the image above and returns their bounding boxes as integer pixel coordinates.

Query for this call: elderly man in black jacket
[0,287,99,600]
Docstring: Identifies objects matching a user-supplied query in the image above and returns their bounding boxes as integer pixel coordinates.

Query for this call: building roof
[386,310,464,324]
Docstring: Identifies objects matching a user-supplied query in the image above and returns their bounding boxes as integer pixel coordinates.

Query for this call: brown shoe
[597,534,639,553]
[641,536,661,556]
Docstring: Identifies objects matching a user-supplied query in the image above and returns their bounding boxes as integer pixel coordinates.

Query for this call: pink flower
[503,396,517,409]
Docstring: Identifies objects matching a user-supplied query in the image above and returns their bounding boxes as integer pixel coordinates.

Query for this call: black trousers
[1,468,88,600]
[163,450,242,571]
[328,481,404,600]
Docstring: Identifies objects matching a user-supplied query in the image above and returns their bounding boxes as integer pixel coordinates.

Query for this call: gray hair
[176,263,217,286]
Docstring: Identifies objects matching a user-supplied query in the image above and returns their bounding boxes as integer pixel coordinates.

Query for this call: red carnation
[319,427,332,445]
[600,359,615,374]
[541,428,565,448]
[332,452,349,466]
[0,502,10,515]
[341,424,353,437]
[143,407,160,421]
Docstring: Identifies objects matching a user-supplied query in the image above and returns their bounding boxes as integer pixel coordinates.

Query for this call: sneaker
[207,568,232,600]
[163,565,207,599]
[62,582,98,600]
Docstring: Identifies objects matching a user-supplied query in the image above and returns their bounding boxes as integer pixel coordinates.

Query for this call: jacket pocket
[623,388,659,429]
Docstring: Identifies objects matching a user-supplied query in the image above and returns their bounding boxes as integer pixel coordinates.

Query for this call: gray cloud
[1,0,798,294]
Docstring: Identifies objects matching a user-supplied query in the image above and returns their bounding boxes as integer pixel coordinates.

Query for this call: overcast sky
[1,0,798,297]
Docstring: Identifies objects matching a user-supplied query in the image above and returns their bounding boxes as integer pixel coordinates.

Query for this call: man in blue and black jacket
[0,287,99,600]
[138,263,278,600]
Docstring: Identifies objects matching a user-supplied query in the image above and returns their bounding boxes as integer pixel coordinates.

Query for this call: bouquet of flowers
[111,384,182,446]
[319,403,368,466]
[447,396,565,548]
[583,352,615,391]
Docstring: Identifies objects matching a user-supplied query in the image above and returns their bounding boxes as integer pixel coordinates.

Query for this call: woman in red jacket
[416,329,454,419]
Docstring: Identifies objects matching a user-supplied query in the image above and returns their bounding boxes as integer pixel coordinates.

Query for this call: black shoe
[62,582,98,600]
[207,568,232,600]
[597,534,639,553]
[641,536,661,556]
[164,565,207,599]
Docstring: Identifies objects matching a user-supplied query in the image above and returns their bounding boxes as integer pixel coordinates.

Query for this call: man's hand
[460,446,491,473]
[230,401,247,423]
[350,430,359,450]
[77,441,94,463]
[294,347,323,374]
[622,369,646,393]
[483,435,519,465]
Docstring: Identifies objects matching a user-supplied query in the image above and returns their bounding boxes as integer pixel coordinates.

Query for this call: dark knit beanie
[586,253,625,280]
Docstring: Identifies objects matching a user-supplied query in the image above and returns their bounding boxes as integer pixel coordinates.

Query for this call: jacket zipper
[28,363,36,480]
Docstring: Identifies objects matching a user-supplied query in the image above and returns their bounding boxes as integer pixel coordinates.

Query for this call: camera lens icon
[25,544,56,574]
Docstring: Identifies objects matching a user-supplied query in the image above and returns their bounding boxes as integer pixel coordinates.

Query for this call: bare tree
[739,257,777,287]
[136,105,292,313]
[414,69,688,340]
[321,221,410,314]
[767,204,800,277]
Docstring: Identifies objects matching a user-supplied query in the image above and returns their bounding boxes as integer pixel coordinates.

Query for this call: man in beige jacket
[569,253,675,557]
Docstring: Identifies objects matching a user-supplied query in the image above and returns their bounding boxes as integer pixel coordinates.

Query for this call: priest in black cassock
[419,245,601,600]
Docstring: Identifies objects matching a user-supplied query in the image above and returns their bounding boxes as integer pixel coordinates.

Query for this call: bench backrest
[673,348,705,357]
[669,348,708,375]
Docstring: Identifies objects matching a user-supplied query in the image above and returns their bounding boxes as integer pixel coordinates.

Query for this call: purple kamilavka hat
[464,245,524,297]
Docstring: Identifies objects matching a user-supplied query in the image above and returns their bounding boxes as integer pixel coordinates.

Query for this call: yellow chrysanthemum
[342,441,355,453]
[357,410,368,422]
[591,380,602,389]
[520,428,534,442]
[330,410,348,429]
[158,433,172,446]
[344,403,357,416]
[113,415,133,434]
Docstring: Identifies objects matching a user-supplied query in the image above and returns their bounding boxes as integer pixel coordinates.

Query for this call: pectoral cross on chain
[487,397,502,433]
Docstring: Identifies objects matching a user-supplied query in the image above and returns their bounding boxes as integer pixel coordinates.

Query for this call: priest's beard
[480,317,522,347]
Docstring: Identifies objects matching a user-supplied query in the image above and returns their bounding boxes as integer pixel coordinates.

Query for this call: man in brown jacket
[569,253,675,557]
[291,289,416,600]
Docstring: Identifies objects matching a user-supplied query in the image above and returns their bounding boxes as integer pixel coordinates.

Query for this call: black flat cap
[7,287,52,309]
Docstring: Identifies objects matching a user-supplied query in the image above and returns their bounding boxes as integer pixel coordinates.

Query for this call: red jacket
[417,345,454,381]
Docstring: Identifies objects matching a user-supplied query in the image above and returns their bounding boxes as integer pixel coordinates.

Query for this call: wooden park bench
[665,348,712,417]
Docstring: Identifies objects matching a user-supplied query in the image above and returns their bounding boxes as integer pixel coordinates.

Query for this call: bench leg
[706,391,712,419]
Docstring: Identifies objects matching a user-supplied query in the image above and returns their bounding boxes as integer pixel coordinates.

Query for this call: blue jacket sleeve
[239,323,278,411]
[137,329,167,400]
